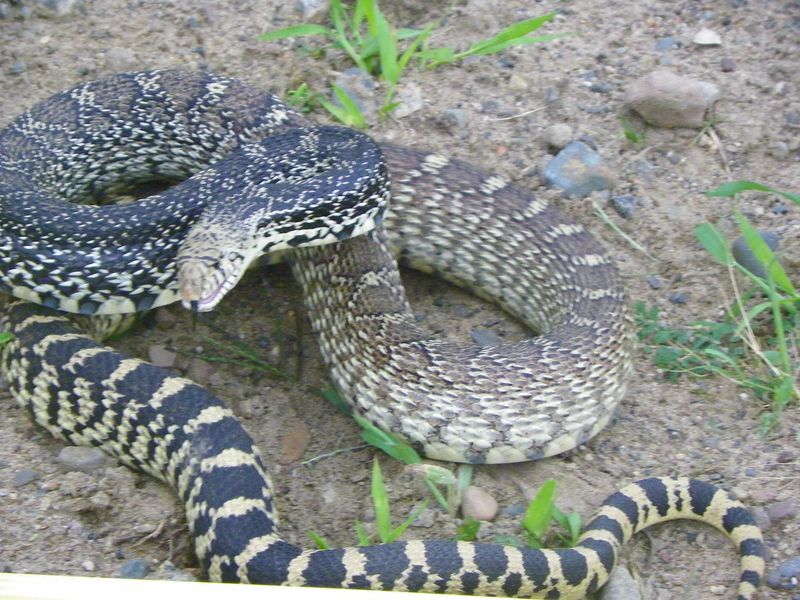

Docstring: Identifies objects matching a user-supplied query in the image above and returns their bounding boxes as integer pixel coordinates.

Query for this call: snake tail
[0,301,764,599]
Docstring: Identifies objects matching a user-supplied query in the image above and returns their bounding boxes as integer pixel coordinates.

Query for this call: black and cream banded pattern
[1,302,764,598]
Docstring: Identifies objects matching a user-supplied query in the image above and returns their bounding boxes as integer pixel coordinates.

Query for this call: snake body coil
[0,71,764,597]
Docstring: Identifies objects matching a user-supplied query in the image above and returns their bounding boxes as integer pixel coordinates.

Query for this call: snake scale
[0,70,764,598]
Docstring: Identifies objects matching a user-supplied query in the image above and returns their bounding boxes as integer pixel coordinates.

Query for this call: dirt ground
[0,0,798,598]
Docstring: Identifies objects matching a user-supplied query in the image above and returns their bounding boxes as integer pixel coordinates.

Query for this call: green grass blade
[385,500,429,543]
[306,530,330,549]
[371,458,392,542]
[458,13,556,56]
[463,32,566,56]
[353,413,422,464]
[457,517,481,541]
[257,24,332,41]
[366,1,399,84]
[316,85,367,128]
[696,222,732,265]
[522,479,556,542]
[707,181,800,205]
[355,519,371,546]
[0,332,12,344]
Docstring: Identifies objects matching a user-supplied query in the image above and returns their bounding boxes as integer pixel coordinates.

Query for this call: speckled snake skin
[0,70,764,598]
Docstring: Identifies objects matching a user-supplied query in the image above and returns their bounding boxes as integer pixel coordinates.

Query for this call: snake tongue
[178,261,219,311]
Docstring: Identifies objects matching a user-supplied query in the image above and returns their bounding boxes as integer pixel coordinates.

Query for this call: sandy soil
[0,1,798,598]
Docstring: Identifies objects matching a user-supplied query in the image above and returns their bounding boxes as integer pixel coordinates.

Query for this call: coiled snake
[0,70,764,598]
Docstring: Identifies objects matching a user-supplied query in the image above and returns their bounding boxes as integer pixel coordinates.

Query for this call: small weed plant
[260,0,563,124]
[637,181,799,432]
[314,388,583,549]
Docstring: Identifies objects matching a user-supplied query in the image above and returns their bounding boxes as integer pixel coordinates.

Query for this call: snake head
[176,220,261,312]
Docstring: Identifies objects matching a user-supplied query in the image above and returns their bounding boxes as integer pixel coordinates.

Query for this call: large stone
[624,70,721,128]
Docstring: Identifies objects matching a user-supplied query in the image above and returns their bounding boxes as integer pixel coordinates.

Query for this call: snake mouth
[178,257,245,312]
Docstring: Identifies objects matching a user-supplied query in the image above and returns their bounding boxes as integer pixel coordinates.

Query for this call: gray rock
[57,446,107,473]
[461,486,499,521]
[646,276,663,289]
[118,558,151,579]
[599,565,642,600]
[766,555,800,590]
[765,499,797,521]
[731,231,779,278]
[334,68,377,121]
[393,81,423,118]
[542,141,614,198]
[471,329,503,346]
[439,109,469,133]
[654,37,680,51]
[624,70,721,128]
[543,123,573,151]
[0,2,11,19]
[295,0,328,19]
[104,46,139,71]
[768,141,790,159]
[720,57,736,72]
[9,62,25,76]
[13,468,38,487]
[148,344,176,368]
[669,291,689,305]
[154,560,197,582]
[610,195,638,219]
[411,506,437,528]
[0,561,11,573]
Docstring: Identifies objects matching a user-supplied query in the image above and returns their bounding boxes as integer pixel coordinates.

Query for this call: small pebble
[542,141,615,198]
[720,57,736,72]
[438,109,469,133]
[393,81,423,118]
[646,276,663,290]
[9,62,25,75]
[655,37,680,51]
[57,446,106,472]
[0,561,11,573]
[766,555,800,590]
[81,559,96,572]
[411,506,437,528]
[767,141,790,159]
[118,558,151,579]
[277,420,311,464]
[296,0,329,19]
[461,486,499,521]
[610,195,638,219]
[501,503,526,518]
[13,468,38,487]
[624,70,721,128]
[776,450,795,463]
[148,344,176,368]
[543,123,573,151]
[693,27,722,46]
[669,291,689,305]
[765,499,797,521]
[333,68,377,120]
[471,329,503,347]
[731,231,779,278]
